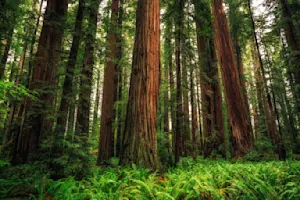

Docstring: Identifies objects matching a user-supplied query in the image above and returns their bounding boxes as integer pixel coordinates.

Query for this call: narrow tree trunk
[175,0,184,164]
[120,0,160,169]
[76,0,102,144]
[12,0,69,164]
[116,0,124,158]
[92,70,101,136]
[54,0,85,154]
[97,0,120,164]
[212,0,253,157]
[190,66,198,159]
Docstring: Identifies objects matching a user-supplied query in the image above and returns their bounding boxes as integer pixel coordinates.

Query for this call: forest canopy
[0,0,300,199]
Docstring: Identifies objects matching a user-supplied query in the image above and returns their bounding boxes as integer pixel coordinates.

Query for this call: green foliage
[2,159,300,199]
[0,81,36,102]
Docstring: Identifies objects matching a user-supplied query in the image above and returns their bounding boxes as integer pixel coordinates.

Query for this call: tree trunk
[190,65,198,159]
[97,0,120,164]
[12,0,69,164]
[54,0,85,154]
[120,0,160,169]
[116,0,124,158]
[92,70,101,136]
[75,0,102,144]
[194,0,224,158]
[175,0,184,164]
[212,0,253,158]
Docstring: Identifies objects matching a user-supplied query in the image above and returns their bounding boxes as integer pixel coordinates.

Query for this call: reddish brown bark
[97,0,120,164]
[120,0,160,169]
[212,0,253,157]
[193,0,224,158]
[12,0,69,164]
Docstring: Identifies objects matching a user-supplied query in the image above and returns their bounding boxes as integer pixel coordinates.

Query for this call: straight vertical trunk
[97,0,120,164]
[175,0,184,164]
[116,0,124,158]
[212,0,253,157]
[194,0,224,158]
[12,0,69,164]
[92,70,101,136]
[190,66,198,159]
[76,0,102,143]
[54,0,85,153]
[120,0,160,169]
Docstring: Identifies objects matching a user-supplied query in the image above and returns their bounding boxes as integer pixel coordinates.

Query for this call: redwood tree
[75,0,102,143]
[120,0,160,169]
[12,0,69,164]
[212,0,253,157]
[97,0,120,164]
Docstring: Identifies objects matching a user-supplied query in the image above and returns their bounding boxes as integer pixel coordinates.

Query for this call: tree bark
[175,0,184,164]
[116,0,124,158]
[97,0,120,164]
[12,0,69,164]
[120,0,160,169]
[212,0,253,157]
[54,0,85,153]
[75,0,102,144]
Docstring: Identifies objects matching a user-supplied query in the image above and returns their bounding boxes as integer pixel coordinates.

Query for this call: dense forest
[0,0,300,199]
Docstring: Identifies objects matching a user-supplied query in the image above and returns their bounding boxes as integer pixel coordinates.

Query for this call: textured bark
[12,0,69,164]
[55,0,85,147]
[212,0,253,157]
[75,0,102,143]
[97,0,120,164]
[193,0,224,158]
[116,0,124,158]
[175,0,184,164]
[120,0,160,169]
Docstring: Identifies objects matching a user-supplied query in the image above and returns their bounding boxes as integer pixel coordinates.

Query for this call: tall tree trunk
[54,0,85,154]
[97,0,120,164]
[194,0,224,158]
[190,65,198,159]
[116,0,124,158]
[75,0,102,144]
[175,0,184,164]
[12,0,69,164]
[120,0,160,169]
[92,70,101,136]
[212,0,253,157]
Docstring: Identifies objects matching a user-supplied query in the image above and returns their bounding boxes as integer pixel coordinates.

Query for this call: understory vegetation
[1,158,300,200]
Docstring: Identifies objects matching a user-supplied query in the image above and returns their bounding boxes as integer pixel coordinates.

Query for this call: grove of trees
[1,0,300,183]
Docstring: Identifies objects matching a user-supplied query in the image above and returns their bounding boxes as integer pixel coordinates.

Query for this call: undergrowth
[0,158,299,199]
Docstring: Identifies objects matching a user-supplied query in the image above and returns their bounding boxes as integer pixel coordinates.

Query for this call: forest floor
[0,158,299,200]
